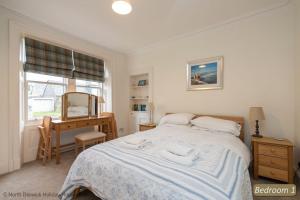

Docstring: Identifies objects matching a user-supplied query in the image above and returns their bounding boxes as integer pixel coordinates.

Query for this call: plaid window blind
[24,37,105,82]
[73,51,105,82]
[24,38,74,78]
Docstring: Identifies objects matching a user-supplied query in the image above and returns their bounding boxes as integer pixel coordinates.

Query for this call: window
[25,73,104,122]
[23,37,106,122]
[25,72,67,121]
[76,79,103,96]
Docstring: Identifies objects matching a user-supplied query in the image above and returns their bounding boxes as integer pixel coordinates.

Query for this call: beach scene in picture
[191,62,218,85]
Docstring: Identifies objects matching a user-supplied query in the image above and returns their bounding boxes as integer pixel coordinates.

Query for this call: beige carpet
[0,151,299,200]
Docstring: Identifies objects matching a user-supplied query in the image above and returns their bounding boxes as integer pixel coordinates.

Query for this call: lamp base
[252,134,263,138]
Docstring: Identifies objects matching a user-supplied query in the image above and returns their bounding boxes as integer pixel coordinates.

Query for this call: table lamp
[148,102,154,124]
[249,107,265,138]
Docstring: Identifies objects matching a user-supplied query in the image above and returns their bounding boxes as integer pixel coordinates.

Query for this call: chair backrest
[42,116,52,138]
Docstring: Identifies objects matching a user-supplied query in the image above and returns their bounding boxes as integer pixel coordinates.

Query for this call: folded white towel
[160,150,200,166]
[119,141,151,150]
[124,137,147,145]
[166,143,193,156]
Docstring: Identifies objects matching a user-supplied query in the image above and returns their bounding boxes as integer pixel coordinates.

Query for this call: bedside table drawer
[258,144,288,158]
[258,155,288,170]
[258,166,288,182]
[140,126,154,131]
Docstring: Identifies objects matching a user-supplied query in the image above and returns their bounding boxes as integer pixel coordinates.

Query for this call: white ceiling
[0,0,288,53]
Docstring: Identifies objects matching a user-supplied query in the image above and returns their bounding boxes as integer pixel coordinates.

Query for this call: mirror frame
[89,94,98,118]
[61,92,98,121]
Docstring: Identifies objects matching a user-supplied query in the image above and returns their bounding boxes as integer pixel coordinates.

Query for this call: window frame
[24,73,68,123]
[24,74,104,124]
[76,79,103,97]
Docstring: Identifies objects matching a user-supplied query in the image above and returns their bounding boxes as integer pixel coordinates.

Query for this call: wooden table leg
[55,126,61,164]
[48,135,52,161]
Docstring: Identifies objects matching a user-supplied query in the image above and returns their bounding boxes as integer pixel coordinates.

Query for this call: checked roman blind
[73,51,105,82]
[24,37,74,78]
[23,37,105,82]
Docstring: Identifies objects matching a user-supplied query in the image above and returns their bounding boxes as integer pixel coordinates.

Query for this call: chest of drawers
[252,137,294,183]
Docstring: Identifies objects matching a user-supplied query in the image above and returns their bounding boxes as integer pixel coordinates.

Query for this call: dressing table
[52,116,117,164]
[51,92,117,164]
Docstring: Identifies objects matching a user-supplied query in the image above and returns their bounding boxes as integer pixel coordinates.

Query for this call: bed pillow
[163,123,192,128]
[159,113,195,126]
[190,116,241,136]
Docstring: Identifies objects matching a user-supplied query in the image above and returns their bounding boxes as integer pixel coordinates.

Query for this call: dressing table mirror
[61,92,98,120]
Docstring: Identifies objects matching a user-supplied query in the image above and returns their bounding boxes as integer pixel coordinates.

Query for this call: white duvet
[59,124,252,200]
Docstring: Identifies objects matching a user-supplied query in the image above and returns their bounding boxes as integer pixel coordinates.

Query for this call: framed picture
[138,80,147,86]
[187,56,223,91]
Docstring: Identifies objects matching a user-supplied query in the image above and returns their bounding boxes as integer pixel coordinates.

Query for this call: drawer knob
[68,125,71,128]
[270,149,275,153]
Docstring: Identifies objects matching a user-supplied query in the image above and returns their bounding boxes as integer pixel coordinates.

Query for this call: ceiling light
[112,0,132,15]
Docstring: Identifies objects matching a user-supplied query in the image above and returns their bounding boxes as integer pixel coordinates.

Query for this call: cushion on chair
[75,131,106,141]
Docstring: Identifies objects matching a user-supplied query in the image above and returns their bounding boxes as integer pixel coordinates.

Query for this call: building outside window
[25,72,67,121]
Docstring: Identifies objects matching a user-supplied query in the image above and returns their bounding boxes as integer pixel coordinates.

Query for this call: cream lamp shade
[249,107,265,121]
[98,96,105,103]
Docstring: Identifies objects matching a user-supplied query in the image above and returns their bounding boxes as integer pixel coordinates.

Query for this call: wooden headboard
[165,113,245,142]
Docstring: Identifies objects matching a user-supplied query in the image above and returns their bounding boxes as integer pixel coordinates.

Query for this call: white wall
[295,0,300,168]
[129,3,296,152]
[0,6,129,174]
[0,7,10,175]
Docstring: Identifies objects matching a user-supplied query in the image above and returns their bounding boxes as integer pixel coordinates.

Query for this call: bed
[59,114,252,200]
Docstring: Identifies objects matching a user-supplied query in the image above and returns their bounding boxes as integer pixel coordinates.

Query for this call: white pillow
[159,113,195,126]
[163,124,192,128]
[191,126,210,131]
[190,116,241,136]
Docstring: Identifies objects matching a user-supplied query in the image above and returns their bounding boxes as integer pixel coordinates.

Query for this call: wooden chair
[100,112,118,140]
[37,116,52,165]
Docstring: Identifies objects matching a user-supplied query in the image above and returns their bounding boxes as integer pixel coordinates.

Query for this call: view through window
[26,72,103,121]
[26,72,66,120]
[76,79,103,96]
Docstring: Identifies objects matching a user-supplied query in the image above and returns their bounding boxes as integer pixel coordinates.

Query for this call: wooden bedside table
[139,123,156,132]
[252,136,294,183]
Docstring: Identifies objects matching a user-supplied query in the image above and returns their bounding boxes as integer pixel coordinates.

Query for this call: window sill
[25,117,60,127]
